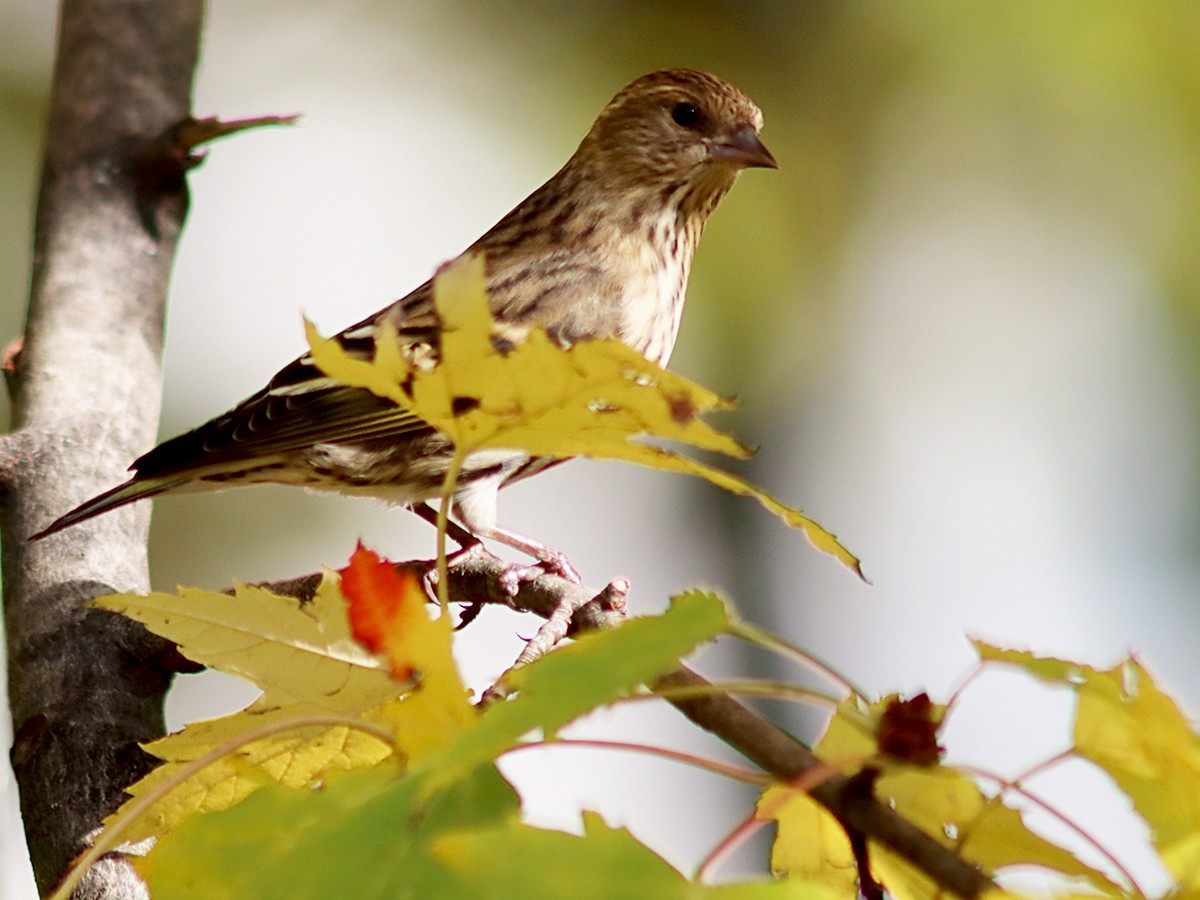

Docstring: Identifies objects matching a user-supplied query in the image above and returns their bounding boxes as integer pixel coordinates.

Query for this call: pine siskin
[33,69,776,581]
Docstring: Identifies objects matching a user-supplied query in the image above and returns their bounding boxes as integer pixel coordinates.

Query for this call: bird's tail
[28,475,189,541]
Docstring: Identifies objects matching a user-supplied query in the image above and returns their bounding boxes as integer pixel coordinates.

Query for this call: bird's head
[576,68,776,209]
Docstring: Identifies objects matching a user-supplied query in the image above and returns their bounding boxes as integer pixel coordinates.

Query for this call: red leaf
[877,692,943,766]
[339,542,424,680]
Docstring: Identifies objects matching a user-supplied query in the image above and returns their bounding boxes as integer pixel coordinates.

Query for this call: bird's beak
[709,124,778,169]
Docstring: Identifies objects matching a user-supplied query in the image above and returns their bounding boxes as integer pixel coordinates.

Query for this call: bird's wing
[131,381,433,477]
[132,281,445,479]
[131,238,615,482]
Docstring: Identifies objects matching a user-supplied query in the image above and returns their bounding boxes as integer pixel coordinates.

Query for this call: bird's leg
[409,501,482,552]
[408,502,493,608]
[408,501,582,593]
[413,462,586,589]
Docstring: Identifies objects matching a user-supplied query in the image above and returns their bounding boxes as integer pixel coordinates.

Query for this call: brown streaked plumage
[33,69,776,581]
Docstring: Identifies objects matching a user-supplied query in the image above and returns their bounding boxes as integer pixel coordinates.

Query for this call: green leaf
[143,766,830,900]
[433,811,836,899]
[139,766,520,900]
[414,590,732,795]
[972,640,1100,685]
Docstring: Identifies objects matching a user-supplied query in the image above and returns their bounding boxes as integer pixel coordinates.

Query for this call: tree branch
[1,2,204,896]
[653,667,992,896]
[246,551,628,635]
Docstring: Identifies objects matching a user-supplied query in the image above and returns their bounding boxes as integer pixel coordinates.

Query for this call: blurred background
[3,1,1199,896]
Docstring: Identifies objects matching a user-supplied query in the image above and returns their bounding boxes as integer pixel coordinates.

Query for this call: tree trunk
[2,1,203,895]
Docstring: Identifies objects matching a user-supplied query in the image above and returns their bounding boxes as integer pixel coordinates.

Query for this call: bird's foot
[409,502,583,595]
[497,550,583,596]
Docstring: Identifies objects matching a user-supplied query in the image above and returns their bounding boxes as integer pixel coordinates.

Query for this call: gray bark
[2,1,204,895]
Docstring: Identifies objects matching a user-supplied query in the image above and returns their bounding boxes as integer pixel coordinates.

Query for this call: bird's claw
[497,552,583,596]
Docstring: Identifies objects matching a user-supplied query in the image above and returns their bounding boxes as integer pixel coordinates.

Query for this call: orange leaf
[339,543,475,760]
[340,543,426,681]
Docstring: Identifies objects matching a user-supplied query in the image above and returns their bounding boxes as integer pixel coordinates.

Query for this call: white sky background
[3,2,1200,897]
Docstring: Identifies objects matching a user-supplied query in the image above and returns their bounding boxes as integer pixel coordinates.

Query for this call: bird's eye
[670,102,701,129]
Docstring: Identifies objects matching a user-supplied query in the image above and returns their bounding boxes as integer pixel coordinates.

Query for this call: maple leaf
[978,641,1200,890]
[341,542,441,682]
[89,549,476,846]
[338,544,476,762]
[761,693,1124,899]
[139,769,831,900]
[411,590,731,798]
[306,253,863,578]
[91,578,405,842]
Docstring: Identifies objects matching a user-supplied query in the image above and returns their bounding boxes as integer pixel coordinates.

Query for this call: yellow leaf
[309,253,863,577]
[878,768,1122,895]
[758,785,858,893]
[978,641,1200,888]
[338,544,475,762]
[780,693,1124,898]
[1072,659,1200,887]
[813,695,890,762]
[91,571,454,842]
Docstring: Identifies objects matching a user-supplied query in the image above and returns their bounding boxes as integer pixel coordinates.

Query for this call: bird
[32,68,777,583]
